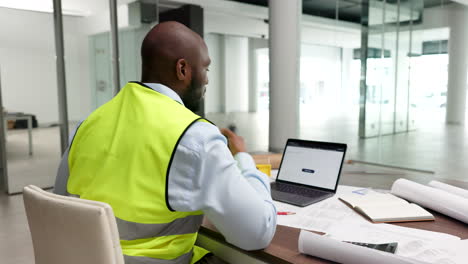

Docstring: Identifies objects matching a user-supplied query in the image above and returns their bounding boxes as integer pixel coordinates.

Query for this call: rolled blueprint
[428,180,468,199]
[391,179,468,224]
[298,230,426,264]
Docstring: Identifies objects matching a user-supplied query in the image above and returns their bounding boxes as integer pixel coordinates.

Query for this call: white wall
[205,6,361,49]
[341,48,359,109]
[0,0,403,123]
[224,35,249,113]
[81,4,131,35]
[248,37,268,112]
[82,0,363,116]
[300,44,343,107]
[387,4,451,43]
[64,18,92,122]
[301,16,360,48]
[205,34,250,113]
[0,7,90,125]
[415,4,450,30]
[205,33,224,113]
[166,0,361,48]
[205,10,268,39]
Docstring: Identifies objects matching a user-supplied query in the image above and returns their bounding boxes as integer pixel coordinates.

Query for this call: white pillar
[268,0,301,152]
[446,4,468,125]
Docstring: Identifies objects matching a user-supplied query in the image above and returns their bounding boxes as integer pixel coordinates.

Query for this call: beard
[181,80,204,113]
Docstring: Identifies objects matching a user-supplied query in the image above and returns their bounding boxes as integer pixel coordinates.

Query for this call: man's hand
[220,128,247,156]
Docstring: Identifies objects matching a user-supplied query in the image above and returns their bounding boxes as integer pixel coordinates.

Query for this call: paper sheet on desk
[391,179,468,224]
[428,180,468,200]
[274,186,365,232]
[298,230,428,264]
[275,185,467,264]
[326,221,467,264]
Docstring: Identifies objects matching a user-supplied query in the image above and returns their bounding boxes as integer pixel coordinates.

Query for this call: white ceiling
[0,0,135,16]
[1,0,467,17]
[452,0,468,5]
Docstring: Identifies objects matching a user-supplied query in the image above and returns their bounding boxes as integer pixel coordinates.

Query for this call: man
[54,21,277,264]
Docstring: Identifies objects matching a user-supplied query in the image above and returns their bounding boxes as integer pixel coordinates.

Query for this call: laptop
[271,139,347,207]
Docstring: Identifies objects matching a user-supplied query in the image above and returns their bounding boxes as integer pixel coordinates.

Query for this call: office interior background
[0,1,466,196]
[1,0,468,195]
[1,0,468,263]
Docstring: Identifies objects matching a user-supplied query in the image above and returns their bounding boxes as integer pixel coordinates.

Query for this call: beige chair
[23,185,124,264]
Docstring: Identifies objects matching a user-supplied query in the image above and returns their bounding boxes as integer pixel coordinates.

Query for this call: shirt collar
[143,83,184,106]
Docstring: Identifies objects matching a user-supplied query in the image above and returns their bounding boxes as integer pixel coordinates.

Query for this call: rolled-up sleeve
[167,121,277,250]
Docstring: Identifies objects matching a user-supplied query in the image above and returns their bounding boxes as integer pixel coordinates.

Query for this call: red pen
[277,211,296,215]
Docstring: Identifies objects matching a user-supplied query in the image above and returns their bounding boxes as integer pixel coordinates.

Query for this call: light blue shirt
[55,83,277,250]
[146,83,277,250]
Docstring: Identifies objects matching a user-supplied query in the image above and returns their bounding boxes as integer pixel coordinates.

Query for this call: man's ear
[176,58,191,81]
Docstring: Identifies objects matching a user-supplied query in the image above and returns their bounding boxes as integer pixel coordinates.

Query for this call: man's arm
[167,122,277,250]
[54,147,70,195]
[54,121,83,195]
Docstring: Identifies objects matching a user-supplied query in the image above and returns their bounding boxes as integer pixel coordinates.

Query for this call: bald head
[141,21,210,112]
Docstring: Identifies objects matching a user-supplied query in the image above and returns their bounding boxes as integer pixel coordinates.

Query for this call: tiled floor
[0,190,34,263]
[1,111,468,264]
[4,127,61,194]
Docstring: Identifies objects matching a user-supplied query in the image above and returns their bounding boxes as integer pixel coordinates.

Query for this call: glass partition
[65,2,114,119]
[0,1,116,193]
[356,0,455,170]
[361,0,423,139]
[204,34,269,151]
[0,0,458,193]
[298,0,362,150]
[212,0,364,152]
[0,7,61,193]
[299,43,355,142]
[86,3,118,109]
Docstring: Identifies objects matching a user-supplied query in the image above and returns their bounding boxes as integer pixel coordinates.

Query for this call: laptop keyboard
[273,182,328,198]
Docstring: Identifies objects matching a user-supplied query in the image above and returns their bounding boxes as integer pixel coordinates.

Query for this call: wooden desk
[199,203,468,264]
[198,163,468,264]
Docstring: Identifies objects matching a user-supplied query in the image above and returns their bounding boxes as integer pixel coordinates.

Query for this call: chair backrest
[23,185,124,264]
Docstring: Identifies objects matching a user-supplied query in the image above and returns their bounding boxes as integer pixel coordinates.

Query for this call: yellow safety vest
[67,82,210,264]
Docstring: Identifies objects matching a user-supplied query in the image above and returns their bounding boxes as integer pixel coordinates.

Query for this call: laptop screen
[277,140,346,191]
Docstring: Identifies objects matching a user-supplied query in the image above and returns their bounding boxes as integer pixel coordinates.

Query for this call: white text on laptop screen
[279,146,344,190]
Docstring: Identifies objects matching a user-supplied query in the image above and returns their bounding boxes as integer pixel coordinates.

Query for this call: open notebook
[339,190,434,223]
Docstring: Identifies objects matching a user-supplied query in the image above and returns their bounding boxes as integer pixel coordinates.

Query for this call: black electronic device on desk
[344,241,398,254]
[271,139,347,207]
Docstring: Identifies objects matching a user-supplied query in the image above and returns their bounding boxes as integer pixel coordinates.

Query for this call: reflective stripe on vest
[67,82,210,264]
[116,214,203,240]
[124,251,192,264]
